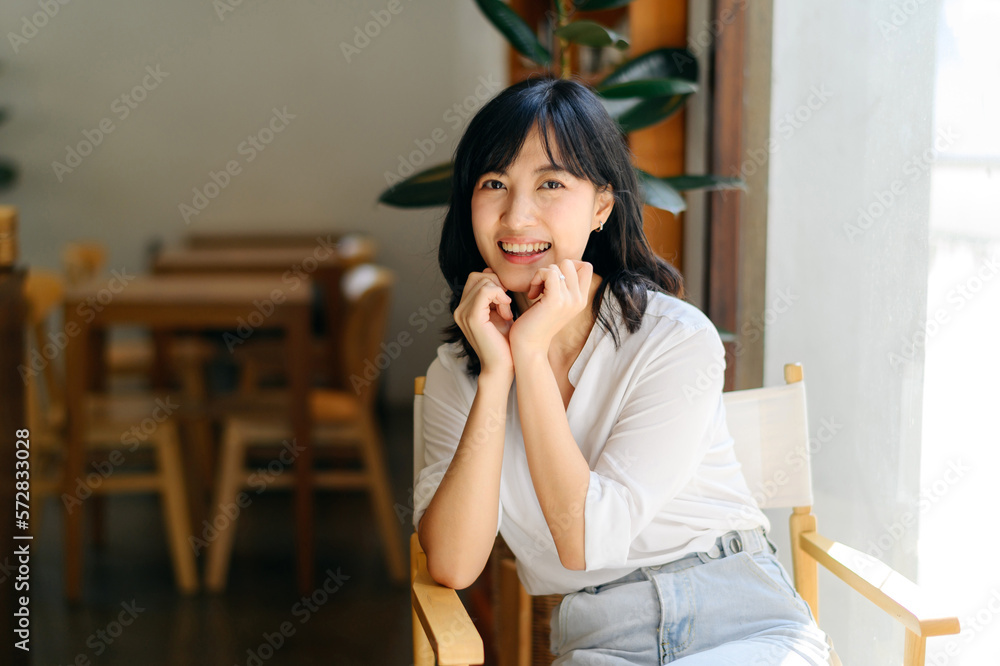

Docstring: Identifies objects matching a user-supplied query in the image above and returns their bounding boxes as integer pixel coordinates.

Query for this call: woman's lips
[499,243,550,264]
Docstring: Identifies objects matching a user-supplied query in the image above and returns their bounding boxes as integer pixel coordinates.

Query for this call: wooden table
[63,274,316,599]
[152,241,375,386]
[185,229,346,249]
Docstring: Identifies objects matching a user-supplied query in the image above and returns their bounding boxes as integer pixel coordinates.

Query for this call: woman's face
[470,123,614,294]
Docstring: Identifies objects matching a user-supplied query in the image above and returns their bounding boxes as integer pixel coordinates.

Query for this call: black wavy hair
[439,75,685,378]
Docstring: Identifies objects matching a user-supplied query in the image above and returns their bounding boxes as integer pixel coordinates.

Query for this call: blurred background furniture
[61,273,314,599]
[410,364,962,666]
[204,264,406,591]
[153,232,376,388]
[24,269,198,594]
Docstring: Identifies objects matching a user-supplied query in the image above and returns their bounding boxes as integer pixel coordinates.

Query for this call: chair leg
[155,422,199,594]
[204,422,249,593]
[903,629,925,666]
[359,415,407,583]
[90,494,106,548]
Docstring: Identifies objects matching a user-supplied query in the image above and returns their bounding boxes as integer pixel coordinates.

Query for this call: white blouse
[413,289,770,595]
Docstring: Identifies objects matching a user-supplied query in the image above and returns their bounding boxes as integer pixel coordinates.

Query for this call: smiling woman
[414,77,833,665]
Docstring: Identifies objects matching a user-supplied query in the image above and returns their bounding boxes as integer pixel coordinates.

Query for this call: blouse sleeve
[583,324,725,571]
[412,348,503,536]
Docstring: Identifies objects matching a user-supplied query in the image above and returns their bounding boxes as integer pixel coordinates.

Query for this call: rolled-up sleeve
[583,325,725,571]
[412,348,503,536]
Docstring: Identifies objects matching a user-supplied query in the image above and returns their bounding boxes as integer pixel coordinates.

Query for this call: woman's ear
[593,185,614,230]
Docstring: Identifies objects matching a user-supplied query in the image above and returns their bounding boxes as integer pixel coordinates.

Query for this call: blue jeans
[549,527,832,665]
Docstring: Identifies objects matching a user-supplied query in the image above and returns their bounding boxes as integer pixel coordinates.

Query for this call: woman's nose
[503,191,537,225]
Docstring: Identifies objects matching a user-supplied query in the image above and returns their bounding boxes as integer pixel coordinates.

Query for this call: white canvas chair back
[723,380,814,509]
[413,373,814,510]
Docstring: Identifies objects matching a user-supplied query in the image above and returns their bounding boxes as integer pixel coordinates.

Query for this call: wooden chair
[410,363,961,666]
[203,264,407,591]
[24,270,198,594]
[230,232,379,392]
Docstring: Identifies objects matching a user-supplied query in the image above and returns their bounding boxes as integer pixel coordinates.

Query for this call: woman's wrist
[478,368,514,392]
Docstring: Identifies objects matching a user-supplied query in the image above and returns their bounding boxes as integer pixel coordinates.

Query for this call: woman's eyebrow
[487,163,569,177]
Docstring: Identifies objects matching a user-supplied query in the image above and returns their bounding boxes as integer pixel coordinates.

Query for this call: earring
[599,220,605,232]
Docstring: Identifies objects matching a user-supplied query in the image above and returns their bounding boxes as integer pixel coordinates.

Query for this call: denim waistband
[579,527,777,594]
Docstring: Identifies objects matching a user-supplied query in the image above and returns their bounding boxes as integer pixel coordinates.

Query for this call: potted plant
[378,0,743,215]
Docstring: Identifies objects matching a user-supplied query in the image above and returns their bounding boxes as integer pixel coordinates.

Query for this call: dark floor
[33,401,423,666]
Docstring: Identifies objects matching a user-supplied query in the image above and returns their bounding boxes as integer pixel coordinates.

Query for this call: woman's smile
[498,239,552,263]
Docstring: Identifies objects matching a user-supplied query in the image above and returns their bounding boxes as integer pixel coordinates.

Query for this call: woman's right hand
[453,268,514,379]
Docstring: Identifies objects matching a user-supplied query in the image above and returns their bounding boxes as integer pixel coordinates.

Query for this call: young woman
[413,77,832,665]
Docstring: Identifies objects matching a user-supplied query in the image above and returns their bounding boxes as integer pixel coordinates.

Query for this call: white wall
[763,1,940,663]
[0,0,505,406]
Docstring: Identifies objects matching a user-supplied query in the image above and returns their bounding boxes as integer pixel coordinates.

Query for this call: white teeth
[501,242,551,253]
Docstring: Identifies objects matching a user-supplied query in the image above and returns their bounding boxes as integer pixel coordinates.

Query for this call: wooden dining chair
[231,232,379,392]
[24,269,198,594]
[410,363,962,666]
[203,263,407,591]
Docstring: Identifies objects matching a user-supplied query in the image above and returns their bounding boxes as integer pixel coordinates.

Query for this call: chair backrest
[61,241,108,286]
[340,264,395,407]
[22,269,67,434]
[722,368,814,509]
[413,362,813,512]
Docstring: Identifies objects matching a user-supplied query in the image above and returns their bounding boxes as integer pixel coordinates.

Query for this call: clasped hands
[453,258,594,379]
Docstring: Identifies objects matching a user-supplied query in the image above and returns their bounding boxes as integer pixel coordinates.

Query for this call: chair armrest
[801,531,960,638]
[411,532,484,666]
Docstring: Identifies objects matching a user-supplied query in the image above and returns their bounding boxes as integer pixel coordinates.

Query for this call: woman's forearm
[418,372,511,589]
[513,348,590,571]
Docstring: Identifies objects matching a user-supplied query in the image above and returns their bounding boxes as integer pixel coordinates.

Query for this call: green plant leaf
[600,47,698,86]
[574,0,637,10]
[636,169,747,214]
[378,162,453,208]
[596,78,698,99]
[554,20,628,50]
[635,168,686,214]
[0,159,18,191]
[598,48,699,131]
[656,174,746,192]
[473,0,551,65]
[613,94,690,133]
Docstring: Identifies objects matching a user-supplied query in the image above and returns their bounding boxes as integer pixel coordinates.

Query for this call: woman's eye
[541,180,563,189]
[482,179,504,190]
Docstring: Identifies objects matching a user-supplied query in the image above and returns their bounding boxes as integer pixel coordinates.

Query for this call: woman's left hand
[509,259,594,355]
